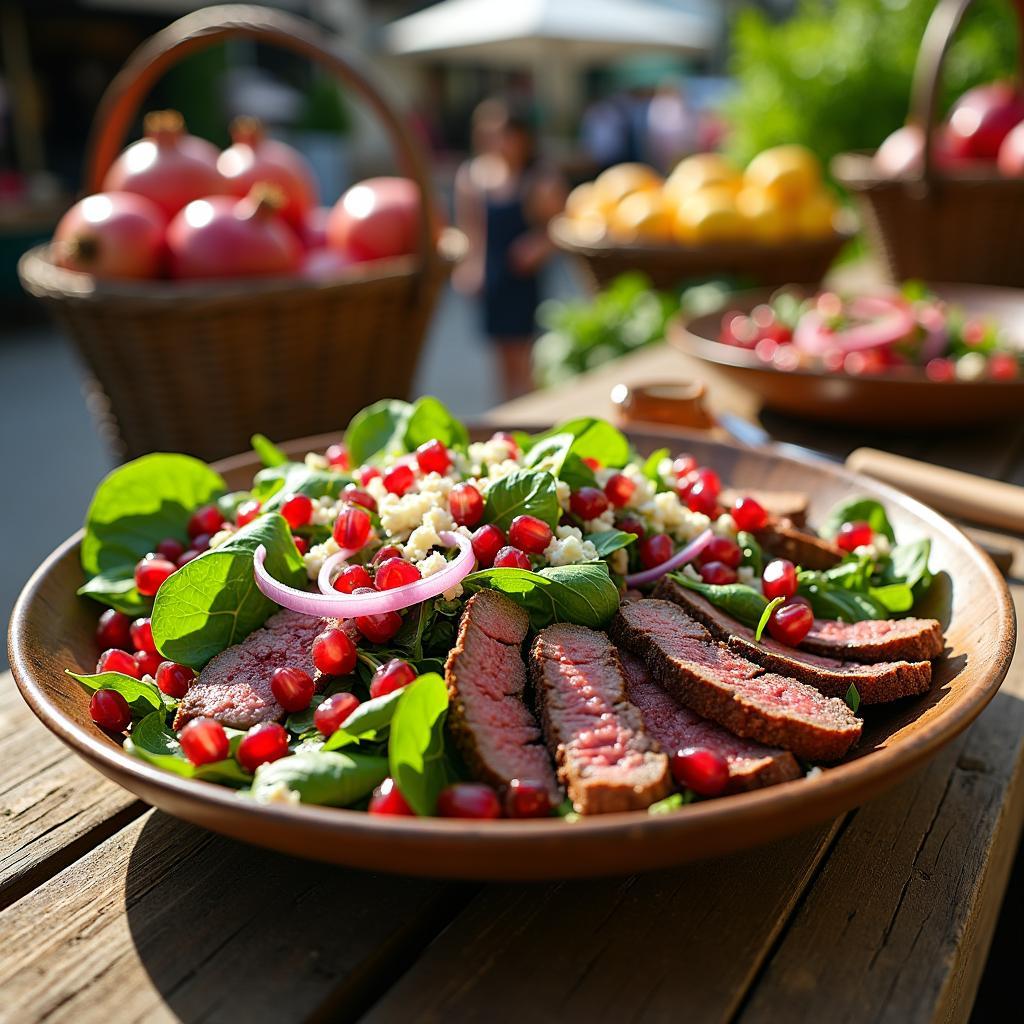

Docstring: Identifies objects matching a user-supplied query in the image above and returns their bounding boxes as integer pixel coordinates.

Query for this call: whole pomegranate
[102,110,223,219]
[217,117,318,236]
[54,192,166,279]
[945,82,1024,161]
[167,184,303,279]
[326,177,421,262]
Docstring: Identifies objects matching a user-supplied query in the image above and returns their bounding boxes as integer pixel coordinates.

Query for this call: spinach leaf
[483,469,561,531]
[67,669,166,716]
[252,751,388,806]
[587,529,638,558]
[845,684,861,715]
[77,569,150,616]
[151,513,306,668]
[737,531,763,575]
[797,571,887,622]
[642,447,669,484]
[868,583,914,613]
[464,563,620,629]
[252,462,344,512]
[125,712,250,785]
[344,399,412,466]
[882,539,932,594]
[670,574,768,628]
[388,673,452,816]
[648,791,694,814]
[755,597,785,642]
[322,689,405,750]
[820,496,896,543]
[523,433,597,490]
[250,433,288,467]
[553,417,631,467]
[403,396,469,451]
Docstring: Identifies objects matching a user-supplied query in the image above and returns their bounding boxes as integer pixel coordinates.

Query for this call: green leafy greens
[482,468,561,531]
[388,673,453,816]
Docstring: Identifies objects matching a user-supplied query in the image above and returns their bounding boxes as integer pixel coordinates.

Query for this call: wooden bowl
[7,427,1015,880]
[549,216,851,292]
[668,285,1024,428]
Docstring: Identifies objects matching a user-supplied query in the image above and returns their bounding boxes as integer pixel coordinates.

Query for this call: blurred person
[453,99,566,400]
[647,80,699,173]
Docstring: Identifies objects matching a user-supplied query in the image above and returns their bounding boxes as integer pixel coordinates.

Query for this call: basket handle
[83,3,439,267]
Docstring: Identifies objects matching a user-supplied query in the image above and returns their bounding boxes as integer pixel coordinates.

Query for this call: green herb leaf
[483,468,561,531]
[252,462,344,512]
[151,513,305,668]
[250,433,289,467]
[77,569,149,616]
[882,539,932,594]
[642,447,669,484]
[530,417,631,469]
[322,689,405,750]
[463,563,620,630]
[66,669,166,716]
[587,529,638,559]
[868,583,914,613]
[523,433,597,490]
[671,574,768,628]
[755,596,785,642]
[737,531,763,575]
[648,791,695,815]
[125,712,250,785]
[344,399,412,466]
[388,673,452,816]
[797,571,888,622]
[845,683,861,714]
[820,497,896,543]
[403,395,469,451]
[252,751,388,806]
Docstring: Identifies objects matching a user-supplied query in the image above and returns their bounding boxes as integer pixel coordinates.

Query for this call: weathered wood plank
[0,673,144,910]
[359,820,843,1024]
[0,809,463,1024]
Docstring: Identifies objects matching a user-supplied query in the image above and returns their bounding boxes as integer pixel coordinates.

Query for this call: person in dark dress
[454,100,566,400]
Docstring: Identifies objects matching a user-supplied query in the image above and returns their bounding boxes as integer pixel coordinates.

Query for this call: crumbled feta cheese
[468,439,516,468]
[956,352,987,381]
[379,490,437,538]
[681,564,700,581]
[254,780,301,805]
[805,766,824,780]
[610,548,629,575]
[484,458,522,484]
[712,513,738,539]
[304,536,340,579]
[583,508,616,533]
[555,479,571,511]
[365,476,388,504]
[304,452,329,471]
[542,524,598,566]
[594,467,617,487]
[621,464,655,508]
[416,550,463,600]
[209,526,235,549]
[657,456,675,483]
[738,565,758,589]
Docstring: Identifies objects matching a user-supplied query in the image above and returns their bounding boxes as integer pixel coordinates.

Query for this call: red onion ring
[253,531,474,618]
[623,528,714,588]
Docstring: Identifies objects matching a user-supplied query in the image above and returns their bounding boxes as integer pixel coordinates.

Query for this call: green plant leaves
[322,689,405,751]
[67,669,168,716]
[344,399,412,466]
[587,530,638,558]
[820,497,896,543]
[755,596,785,642]
[151,513,306,668]
[125,712,250,785]
[251,433,289,468]
[77,570,150,616]
[388,673,452,816]
[251,751,388,806]
[483,469,561,531]
[403,396,469,451]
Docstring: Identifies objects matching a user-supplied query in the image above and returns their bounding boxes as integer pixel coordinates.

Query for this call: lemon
[744,145,822,206]
[735,186,794,243]
[565,181,604,220]
[674,190,744,245]
[794,190,837,239]
[664,153,740,203]
[608,190,674,243]
[592,162,663,208]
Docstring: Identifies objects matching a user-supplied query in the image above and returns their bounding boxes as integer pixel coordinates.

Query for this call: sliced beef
[610,600,861,762]
[619,651,800,793]
[800,616,944,663]
[654,578,933,704]
[754,518,843,570]
[173,609,341,730]
[530,623,671,814]
[445,591,560,803]
[721,488,809,527]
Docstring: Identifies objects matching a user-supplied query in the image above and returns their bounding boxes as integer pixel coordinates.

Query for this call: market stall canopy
[383,0,719,64]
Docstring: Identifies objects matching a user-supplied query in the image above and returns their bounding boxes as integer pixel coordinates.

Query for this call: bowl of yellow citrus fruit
[551,145,852,291]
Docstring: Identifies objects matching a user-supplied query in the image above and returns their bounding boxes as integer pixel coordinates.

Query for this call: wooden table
[3,342,1023,1023]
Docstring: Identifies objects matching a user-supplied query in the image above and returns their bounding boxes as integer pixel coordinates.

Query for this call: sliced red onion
[795,298,915,356]
[253,531,474,618]
[624,528,714,589]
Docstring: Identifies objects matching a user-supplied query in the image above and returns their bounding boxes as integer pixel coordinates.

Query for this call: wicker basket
[833,0,1024,287]
[19,5,459,462]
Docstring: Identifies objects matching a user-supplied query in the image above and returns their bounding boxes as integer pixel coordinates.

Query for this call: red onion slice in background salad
[794,296,916,355]
[623,528,714,588]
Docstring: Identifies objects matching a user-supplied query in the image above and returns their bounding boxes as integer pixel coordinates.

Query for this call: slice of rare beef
[531,623,671,814]
[654,578,934,704]
[445,591,560,802]
[619,651,800,793]
[754,519,843,570]
[173,609,339,730]
[610,600,861,762]
[799,616,944,663]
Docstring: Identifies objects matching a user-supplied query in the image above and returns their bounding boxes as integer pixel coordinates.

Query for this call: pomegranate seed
[639,533,673,569]
[180,717,229,765]
[89,689,131,732]
[191,533,212,552]
[343,485,377,512]
[236,722,289,773]
[699,537,742,569]
[156,537,186,561]
[176,549,202,568]
[187,504,224,539]
[333,504,372,550]
[375,557,421,590]
[604,473,636,508]
[731,496,769,532]
[416,439,451,475]
[570,487,609,521]
[449,482,484,527]
[509,515,552,554]
[371,545,403,567]
[436,782,502,819]
[357,465,382,486]
[326,443,350,469]
[271,667,315,712]
[134,650,163,678]
[686,480,719,516]
[471,523,506,567]
[618,515,646,541]
[97,648,141,678]
[671,746,729,797]
[333,564,373,594]
[383,464,415,496]
[130,616,156,654]
[493,546,531,570]
[836,520,873,552]
[293,536,308,556]
[134,556,176,596]
[504,779,552,818]
[312,627,357,676]
[694,467,721,497]
[369,777,415,815]
[490,431,520,458]
[370,658,417,698]
[280,493,313,529]
[355,601,403,645]
[762,558,798,600]
[156,661,194,698]
[314,692,361,736]
[582,456,602,471]
[699,561,738,585]
[672,454,697,478]
[235,500,262,527]
[767,599,815,647]
[96,609,132,650]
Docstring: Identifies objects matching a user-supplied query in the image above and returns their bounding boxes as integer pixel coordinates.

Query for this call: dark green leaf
[797,571,887,622]
[252,462,344,512]
[151,513,306,668]
[670,574,768,628]
[403,396,469,451]
[252,751,388,806]
[820,497,895,543]
[322,689,405,750]
[66,669,165,716]
[483,469,561,531]
[845,684,861,714]
[755,596,785,642]
[882,539,932,594]
[642,447,669,483]
[587,529,638,558]
[251,433,289,467]
[737,531,763,575]
[344,399,412,466]
[125,712,250,785]
[388,673,452,816]
[77,569,149,616]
